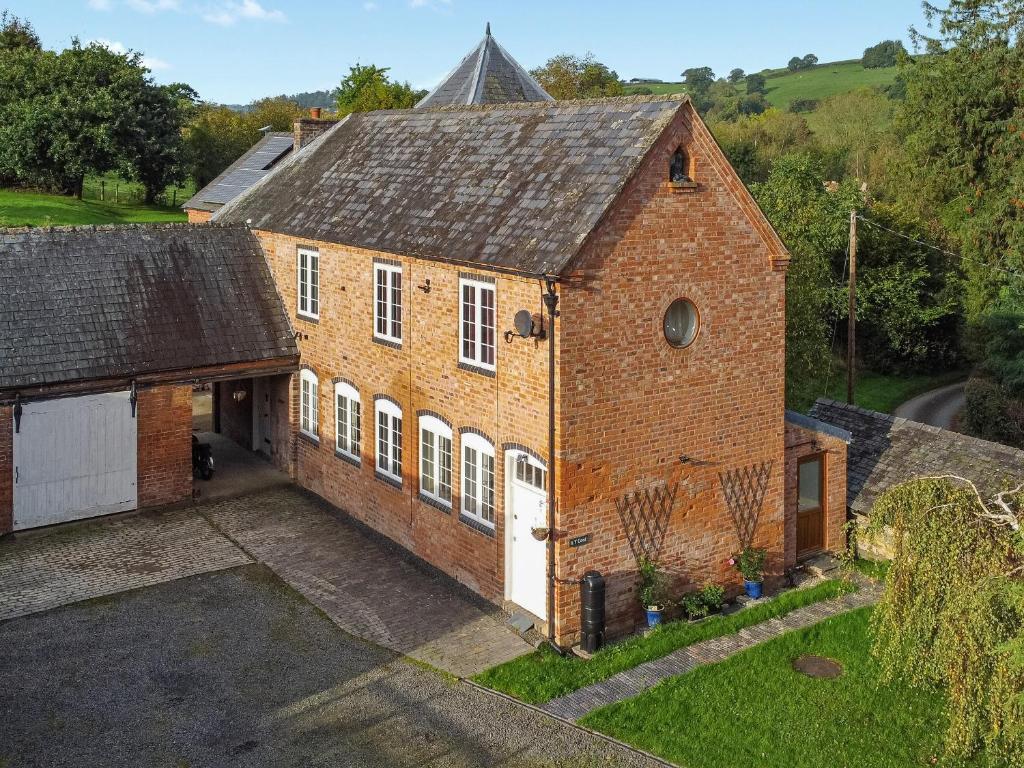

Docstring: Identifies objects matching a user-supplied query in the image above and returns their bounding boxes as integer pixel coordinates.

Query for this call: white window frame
[299,369,319,440]
[334,382,361,462]
[461,432,496,528]
[375,398,403,483]
[297,247,320,320]
[374,263,403,344]
[419,415,453,508]
[459,278,497,371]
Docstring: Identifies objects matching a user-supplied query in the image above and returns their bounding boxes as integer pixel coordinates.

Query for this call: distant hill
[623,59,901,110]
[223,89,334,113]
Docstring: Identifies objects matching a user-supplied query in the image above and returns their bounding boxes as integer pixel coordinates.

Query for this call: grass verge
[473,578,855,705]
[0,188,186,227]
[581,607,952,768]
[789,366,968,414]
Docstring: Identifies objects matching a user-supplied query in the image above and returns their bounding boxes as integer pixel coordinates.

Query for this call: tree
[247,96,304,131]
[814,87,895,182]
[862,39,907,68]
[787,56,804,71]
[801,53,818,68]
[744,72,767,95]
[130,82,197,203]
[0,9,39,51]
[530,53,624,100]
[728,67,745,83]
[333,64,425,116]
[183,104,255,189]
[711,109,817,183]
[681,66,715,112]
[867,476,1024,763]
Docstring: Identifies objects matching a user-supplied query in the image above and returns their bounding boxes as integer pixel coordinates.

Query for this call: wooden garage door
[13,392,138,530]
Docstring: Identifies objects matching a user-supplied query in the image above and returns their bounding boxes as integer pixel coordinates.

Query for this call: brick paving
[542,583,880,721]
[202,488,533,678]
[0,509,251,622]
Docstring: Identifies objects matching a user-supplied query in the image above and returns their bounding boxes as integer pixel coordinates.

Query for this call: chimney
[293,108,338,151]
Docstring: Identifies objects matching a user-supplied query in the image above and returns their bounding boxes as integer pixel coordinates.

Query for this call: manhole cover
[793,654,843,678]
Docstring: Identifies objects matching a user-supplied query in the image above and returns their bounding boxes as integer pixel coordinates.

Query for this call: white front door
[13,392,138,530]
[506,452,548,619]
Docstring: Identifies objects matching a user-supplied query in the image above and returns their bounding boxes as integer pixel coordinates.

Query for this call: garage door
[13,392,138,530]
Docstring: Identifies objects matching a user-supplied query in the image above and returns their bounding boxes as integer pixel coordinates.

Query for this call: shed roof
[183,132,293,213]
[416,25,552,108]
[0,223,298,394]
[215,95,687,276]
[809,399,1024,514]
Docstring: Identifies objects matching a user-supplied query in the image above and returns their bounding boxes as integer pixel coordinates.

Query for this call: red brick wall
[783,421,847,568]
[254,230,551,603]
[186,209,212,224]
[218,378,253,449]
[137,385,193,508]
[554,103,790,643]
[0,406,11,535]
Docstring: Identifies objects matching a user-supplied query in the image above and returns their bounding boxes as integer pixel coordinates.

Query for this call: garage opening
[190,375,292,503]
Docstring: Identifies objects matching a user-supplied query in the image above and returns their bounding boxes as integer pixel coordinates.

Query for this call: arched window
[375,398,403,484]
[670,147,691,183]
[334,381,361,461]
[462,432,496,529]
[419,415,453,508]
[299,369,319,439]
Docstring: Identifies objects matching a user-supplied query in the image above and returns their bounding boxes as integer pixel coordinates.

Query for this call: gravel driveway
[0,565,660,768]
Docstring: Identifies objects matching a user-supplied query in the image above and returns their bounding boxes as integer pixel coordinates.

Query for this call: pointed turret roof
[416,24,553,108]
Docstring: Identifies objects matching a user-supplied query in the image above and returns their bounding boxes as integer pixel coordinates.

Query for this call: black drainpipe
[542,276,564,653]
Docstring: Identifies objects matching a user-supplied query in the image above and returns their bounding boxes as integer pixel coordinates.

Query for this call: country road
[894,381,966,431]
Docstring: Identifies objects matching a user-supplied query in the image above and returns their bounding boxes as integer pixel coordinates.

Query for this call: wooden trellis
[615,482,679,566]
[719,461,773,549]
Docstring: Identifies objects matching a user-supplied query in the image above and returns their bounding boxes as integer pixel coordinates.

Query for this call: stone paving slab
[202,488,533,678]
[0,509,252,622]
[543,583,880,721]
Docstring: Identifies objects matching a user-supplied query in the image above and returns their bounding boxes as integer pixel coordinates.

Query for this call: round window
[663,299,699,348]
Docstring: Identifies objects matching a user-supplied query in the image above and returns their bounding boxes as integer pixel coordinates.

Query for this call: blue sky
[8,1,932,104]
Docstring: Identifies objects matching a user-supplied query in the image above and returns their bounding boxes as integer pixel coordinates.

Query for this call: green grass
[624,60,901,110]
[0,188,186,227]
[582,607,954,768]
[789,366,968,415]
[473,579,856,705]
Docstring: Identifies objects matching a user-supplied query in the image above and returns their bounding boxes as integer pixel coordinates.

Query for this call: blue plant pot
[645,608,663,628]
[744,580,763,599]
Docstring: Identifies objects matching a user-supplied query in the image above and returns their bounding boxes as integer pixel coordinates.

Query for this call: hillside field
[625,59,901,109]
[0,189,187,227]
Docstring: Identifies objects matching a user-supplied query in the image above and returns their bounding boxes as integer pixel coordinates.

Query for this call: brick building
[0,224,297,534]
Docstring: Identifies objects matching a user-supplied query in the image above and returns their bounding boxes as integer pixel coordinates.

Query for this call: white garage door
[13,392,138,530]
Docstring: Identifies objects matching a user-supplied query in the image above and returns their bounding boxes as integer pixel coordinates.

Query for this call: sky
[7,1,934,104]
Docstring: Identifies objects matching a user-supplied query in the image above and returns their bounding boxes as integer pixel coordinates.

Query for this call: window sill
[296,313,320,324]
[335,450,361,468]
[372,336,403,351]
[458,361,496,379]
[669,180,698,193]
[298,431,320,447]
[419,493,452,514]
[459,513,496,538]
[375,471,403,491]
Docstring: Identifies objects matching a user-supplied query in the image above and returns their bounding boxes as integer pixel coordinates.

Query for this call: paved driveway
[0,566,658,768]
[0,487,531,677]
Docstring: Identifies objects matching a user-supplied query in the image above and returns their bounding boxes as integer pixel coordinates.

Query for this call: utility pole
[847,210,857,405]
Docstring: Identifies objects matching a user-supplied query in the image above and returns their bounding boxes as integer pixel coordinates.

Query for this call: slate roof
[809,399,1024,514]
[0,224,298,393]
[417,25,552,108]
[785,409,852,443]
[183,132,293,213]
[215,95,687,276]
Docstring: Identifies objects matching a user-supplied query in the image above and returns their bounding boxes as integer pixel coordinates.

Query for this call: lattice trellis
[719,461,773,549]
[615,482,679,566]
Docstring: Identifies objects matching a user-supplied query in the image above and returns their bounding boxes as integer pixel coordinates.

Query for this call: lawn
[789,366,968,415]
[473,578,855,705]
[582,606,953,768]
[623,60,901,111]
[0,188,186,227]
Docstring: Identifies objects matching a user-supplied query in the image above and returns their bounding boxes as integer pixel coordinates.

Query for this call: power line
[855,214,1024,281]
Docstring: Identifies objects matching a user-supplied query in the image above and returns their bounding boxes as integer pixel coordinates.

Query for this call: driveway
[0,565,659,768]
[894,381,966,431]
[0,487,531,677]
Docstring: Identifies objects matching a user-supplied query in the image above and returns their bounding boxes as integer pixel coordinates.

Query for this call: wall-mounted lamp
[233,390,248,403]
[417,279,431,294]
[129,381,138,418]
[13,393,22,434]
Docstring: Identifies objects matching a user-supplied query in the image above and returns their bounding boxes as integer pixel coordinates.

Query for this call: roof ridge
[384,93,689,117]
[0,221,247,235]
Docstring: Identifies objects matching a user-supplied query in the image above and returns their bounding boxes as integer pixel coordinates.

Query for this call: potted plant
[638,557,668,628]
[730,547,767,599]
[680,583,726,621]
[697,583,725,614]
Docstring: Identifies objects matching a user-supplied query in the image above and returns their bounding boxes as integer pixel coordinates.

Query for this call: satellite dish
[514,309,534,338]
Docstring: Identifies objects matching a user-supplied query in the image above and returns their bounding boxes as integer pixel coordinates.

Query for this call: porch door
[796,453,825,558]
[252,377,273,458]
[506,452,548,619]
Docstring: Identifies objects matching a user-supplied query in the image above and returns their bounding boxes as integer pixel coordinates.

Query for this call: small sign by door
[569,534,591,548]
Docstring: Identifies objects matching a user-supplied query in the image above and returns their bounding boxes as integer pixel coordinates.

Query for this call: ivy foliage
[867,477,1024,763]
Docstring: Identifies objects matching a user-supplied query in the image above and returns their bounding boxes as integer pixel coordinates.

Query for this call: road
[894,381,966,431]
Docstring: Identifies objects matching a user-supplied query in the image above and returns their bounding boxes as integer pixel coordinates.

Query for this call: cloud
[91,38,171,71]
[201,0,286,25]
[87,0,113,10]
[409,0,452,9]
[363,1,378,10]
[126,0,180,11]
